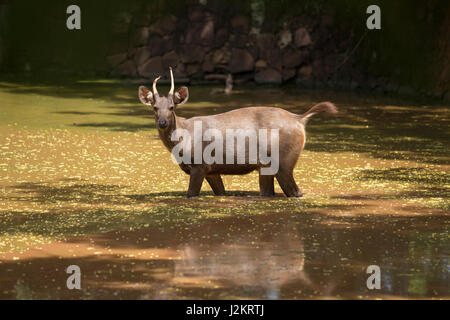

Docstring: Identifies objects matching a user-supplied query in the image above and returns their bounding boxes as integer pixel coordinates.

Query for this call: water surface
[0,78,448,299]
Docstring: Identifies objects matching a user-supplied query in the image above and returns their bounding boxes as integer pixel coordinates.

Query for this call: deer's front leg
[206,174,226,196]
[187,166,206,198]
[275,169,302,198]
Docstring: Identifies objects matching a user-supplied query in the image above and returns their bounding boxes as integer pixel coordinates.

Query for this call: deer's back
[185,106,301,133]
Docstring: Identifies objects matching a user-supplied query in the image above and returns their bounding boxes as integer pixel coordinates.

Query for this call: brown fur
[139,85,337,198]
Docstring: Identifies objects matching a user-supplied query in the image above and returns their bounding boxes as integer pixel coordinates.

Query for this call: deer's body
[139,68,337,197]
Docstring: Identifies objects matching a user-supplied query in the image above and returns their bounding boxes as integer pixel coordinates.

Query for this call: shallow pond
[0,78,448,299]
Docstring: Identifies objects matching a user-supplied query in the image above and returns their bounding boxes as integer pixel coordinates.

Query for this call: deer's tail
[296,102,338,124]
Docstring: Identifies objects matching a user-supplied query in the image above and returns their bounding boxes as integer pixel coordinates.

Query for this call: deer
[138,68,337,198]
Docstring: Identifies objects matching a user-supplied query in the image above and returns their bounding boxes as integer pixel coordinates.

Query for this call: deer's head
[138,67,189,129]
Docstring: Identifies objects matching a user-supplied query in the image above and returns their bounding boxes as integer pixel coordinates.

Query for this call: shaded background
[0,0,449,99]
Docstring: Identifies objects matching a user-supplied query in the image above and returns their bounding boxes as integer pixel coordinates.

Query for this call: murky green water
[0,77,448,299]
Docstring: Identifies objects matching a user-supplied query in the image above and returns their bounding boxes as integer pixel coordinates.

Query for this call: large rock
[185,19,215,46]
[282,49,304,68]
[282,68,297,82]
[214,28,228,48]
[231,15,250,34]
[180,45,207,63]
[133,46,151,66]
[162,35,175,54]
[229,34,249,48]
[255,68,282,84]
[186,63,201,76]
[149,15,177,36]
[312,59,326,79]
[296,65,316,88]
[112,60,137,77]
[246,45,259,60]
[296,65,313,87]
[228,49,254,73]
[148,34,173,57]
[162,51,179,70]
[202,52,215,73]
[170,63,187,79]
[298,65,313,79]
[138,56,164,78]
[130,27,149,47]
[266,48,282,71]
[257,33,275,54]
[148,34,164,56]
[255,59,268,71]
[257,34,281,71]
[212,46,231,65]
[200,19,215,45]
[294,28,312,47]
[277,29,292,49]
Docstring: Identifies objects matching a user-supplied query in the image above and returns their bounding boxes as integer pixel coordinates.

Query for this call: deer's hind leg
[259,173,275,197]
[275,169,302,198]
[206,174,226,196]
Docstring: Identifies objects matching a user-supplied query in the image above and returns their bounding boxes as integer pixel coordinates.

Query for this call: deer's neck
[158,113,186,152]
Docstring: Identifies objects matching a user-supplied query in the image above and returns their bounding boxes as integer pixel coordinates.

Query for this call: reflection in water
[168,214,449,299]
[175,227,311,299]
[0,212,448,299]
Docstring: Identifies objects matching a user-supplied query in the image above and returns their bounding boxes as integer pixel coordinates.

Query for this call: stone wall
[3,1,449,100]
[107,3,364,88]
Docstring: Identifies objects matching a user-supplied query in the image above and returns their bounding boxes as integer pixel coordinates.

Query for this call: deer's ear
[174,86,189,106]
[138,86,154,106]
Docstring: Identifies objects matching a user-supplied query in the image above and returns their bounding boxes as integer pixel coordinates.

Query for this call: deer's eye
[169,106,174,111]
[153,107,158,112]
